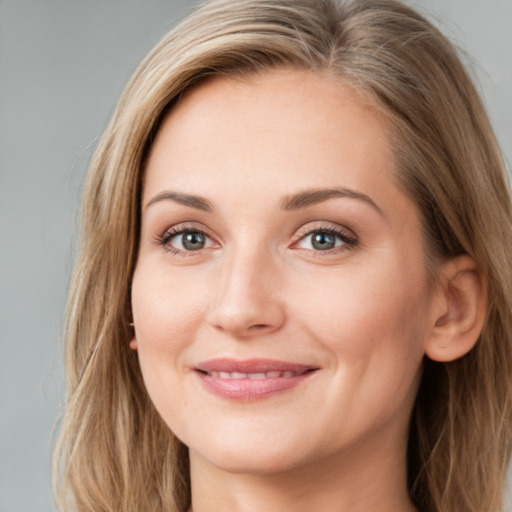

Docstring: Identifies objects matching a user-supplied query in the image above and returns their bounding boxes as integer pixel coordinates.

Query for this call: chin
[188,436,310,475]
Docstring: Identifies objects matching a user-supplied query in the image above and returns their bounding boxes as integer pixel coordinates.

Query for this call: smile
[206,370,301,379]
[194,359,318,401]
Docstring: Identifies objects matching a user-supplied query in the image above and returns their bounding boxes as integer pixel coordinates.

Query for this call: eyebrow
[144,186,382,215]
[281,187,383,214]
[145,191,214,213]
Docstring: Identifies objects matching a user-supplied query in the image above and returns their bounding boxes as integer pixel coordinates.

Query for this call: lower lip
[195,371,316,401]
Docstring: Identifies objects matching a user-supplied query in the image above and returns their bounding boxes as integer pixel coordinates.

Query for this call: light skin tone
[130,68,486,512]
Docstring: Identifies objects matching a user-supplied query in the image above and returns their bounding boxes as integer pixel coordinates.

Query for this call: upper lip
[194,358,318,374]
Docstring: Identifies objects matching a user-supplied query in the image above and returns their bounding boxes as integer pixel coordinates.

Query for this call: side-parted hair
[53,1,512,511]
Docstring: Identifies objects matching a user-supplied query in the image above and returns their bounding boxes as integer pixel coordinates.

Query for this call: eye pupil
[182,232,205,250]
[312,232,335,250]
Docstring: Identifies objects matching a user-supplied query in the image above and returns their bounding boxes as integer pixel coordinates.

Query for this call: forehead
[144,68,397,198]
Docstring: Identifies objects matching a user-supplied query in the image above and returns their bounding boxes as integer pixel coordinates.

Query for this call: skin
[131,68,449,512]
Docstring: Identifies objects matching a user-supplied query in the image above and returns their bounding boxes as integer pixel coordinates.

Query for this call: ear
[128,319,138,350]
[425,255,487,362]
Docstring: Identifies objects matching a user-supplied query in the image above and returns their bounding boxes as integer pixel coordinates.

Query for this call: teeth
[207,370,298,379]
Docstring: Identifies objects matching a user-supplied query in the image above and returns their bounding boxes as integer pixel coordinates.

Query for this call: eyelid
[153,220,357,257]
[155,222,220,256]
[291,221,358,253]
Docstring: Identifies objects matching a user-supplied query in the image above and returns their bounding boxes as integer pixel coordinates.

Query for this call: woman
[53,0,512,511]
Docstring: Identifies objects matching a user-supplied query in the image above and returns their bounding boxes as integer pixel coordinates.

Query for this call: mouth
[200,370,308,379]
[193,359,319,400]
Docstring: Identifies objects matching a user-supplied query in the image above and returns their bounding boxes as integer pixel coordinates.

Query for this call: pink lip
[194,358,319,401]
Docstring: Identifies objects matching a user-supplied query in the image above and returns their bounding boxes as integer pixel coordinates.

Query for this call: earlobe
[128,318,138,350]
[425,255,487,362]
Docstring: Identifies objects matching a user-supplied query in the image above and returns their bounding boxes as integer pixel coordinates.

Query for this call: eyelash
[156,223,358,257]
[156,225,214,257]
[294,225,358,254]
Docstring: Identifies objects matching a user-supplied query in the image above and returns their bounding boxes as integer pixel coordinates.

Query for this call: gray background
[0,1,510,511]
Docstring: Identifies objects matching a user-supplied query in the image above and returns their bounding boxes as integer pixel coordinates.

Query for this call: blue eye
[176,231,207,250]
[296,227,357,252]
[160,228,214,253]
[310,232,337,250]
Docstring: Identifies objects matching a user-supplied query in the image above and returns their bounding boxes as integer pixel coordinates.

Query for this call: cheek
[293,267,428,435]
[130,263,211,413]
[290,257,430,382]
[131,262,210,350]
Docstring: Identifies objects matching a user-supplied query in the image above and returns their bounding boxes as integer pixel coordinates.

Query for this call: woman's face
[131,69,437,476]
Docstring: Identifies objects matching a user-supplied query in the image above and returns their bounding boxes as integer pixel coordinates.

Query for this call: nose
[207,246,286,339]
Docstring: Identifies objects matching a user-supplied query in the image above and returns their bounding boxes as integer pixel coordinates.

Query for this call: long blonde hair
[53,1,512,511]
